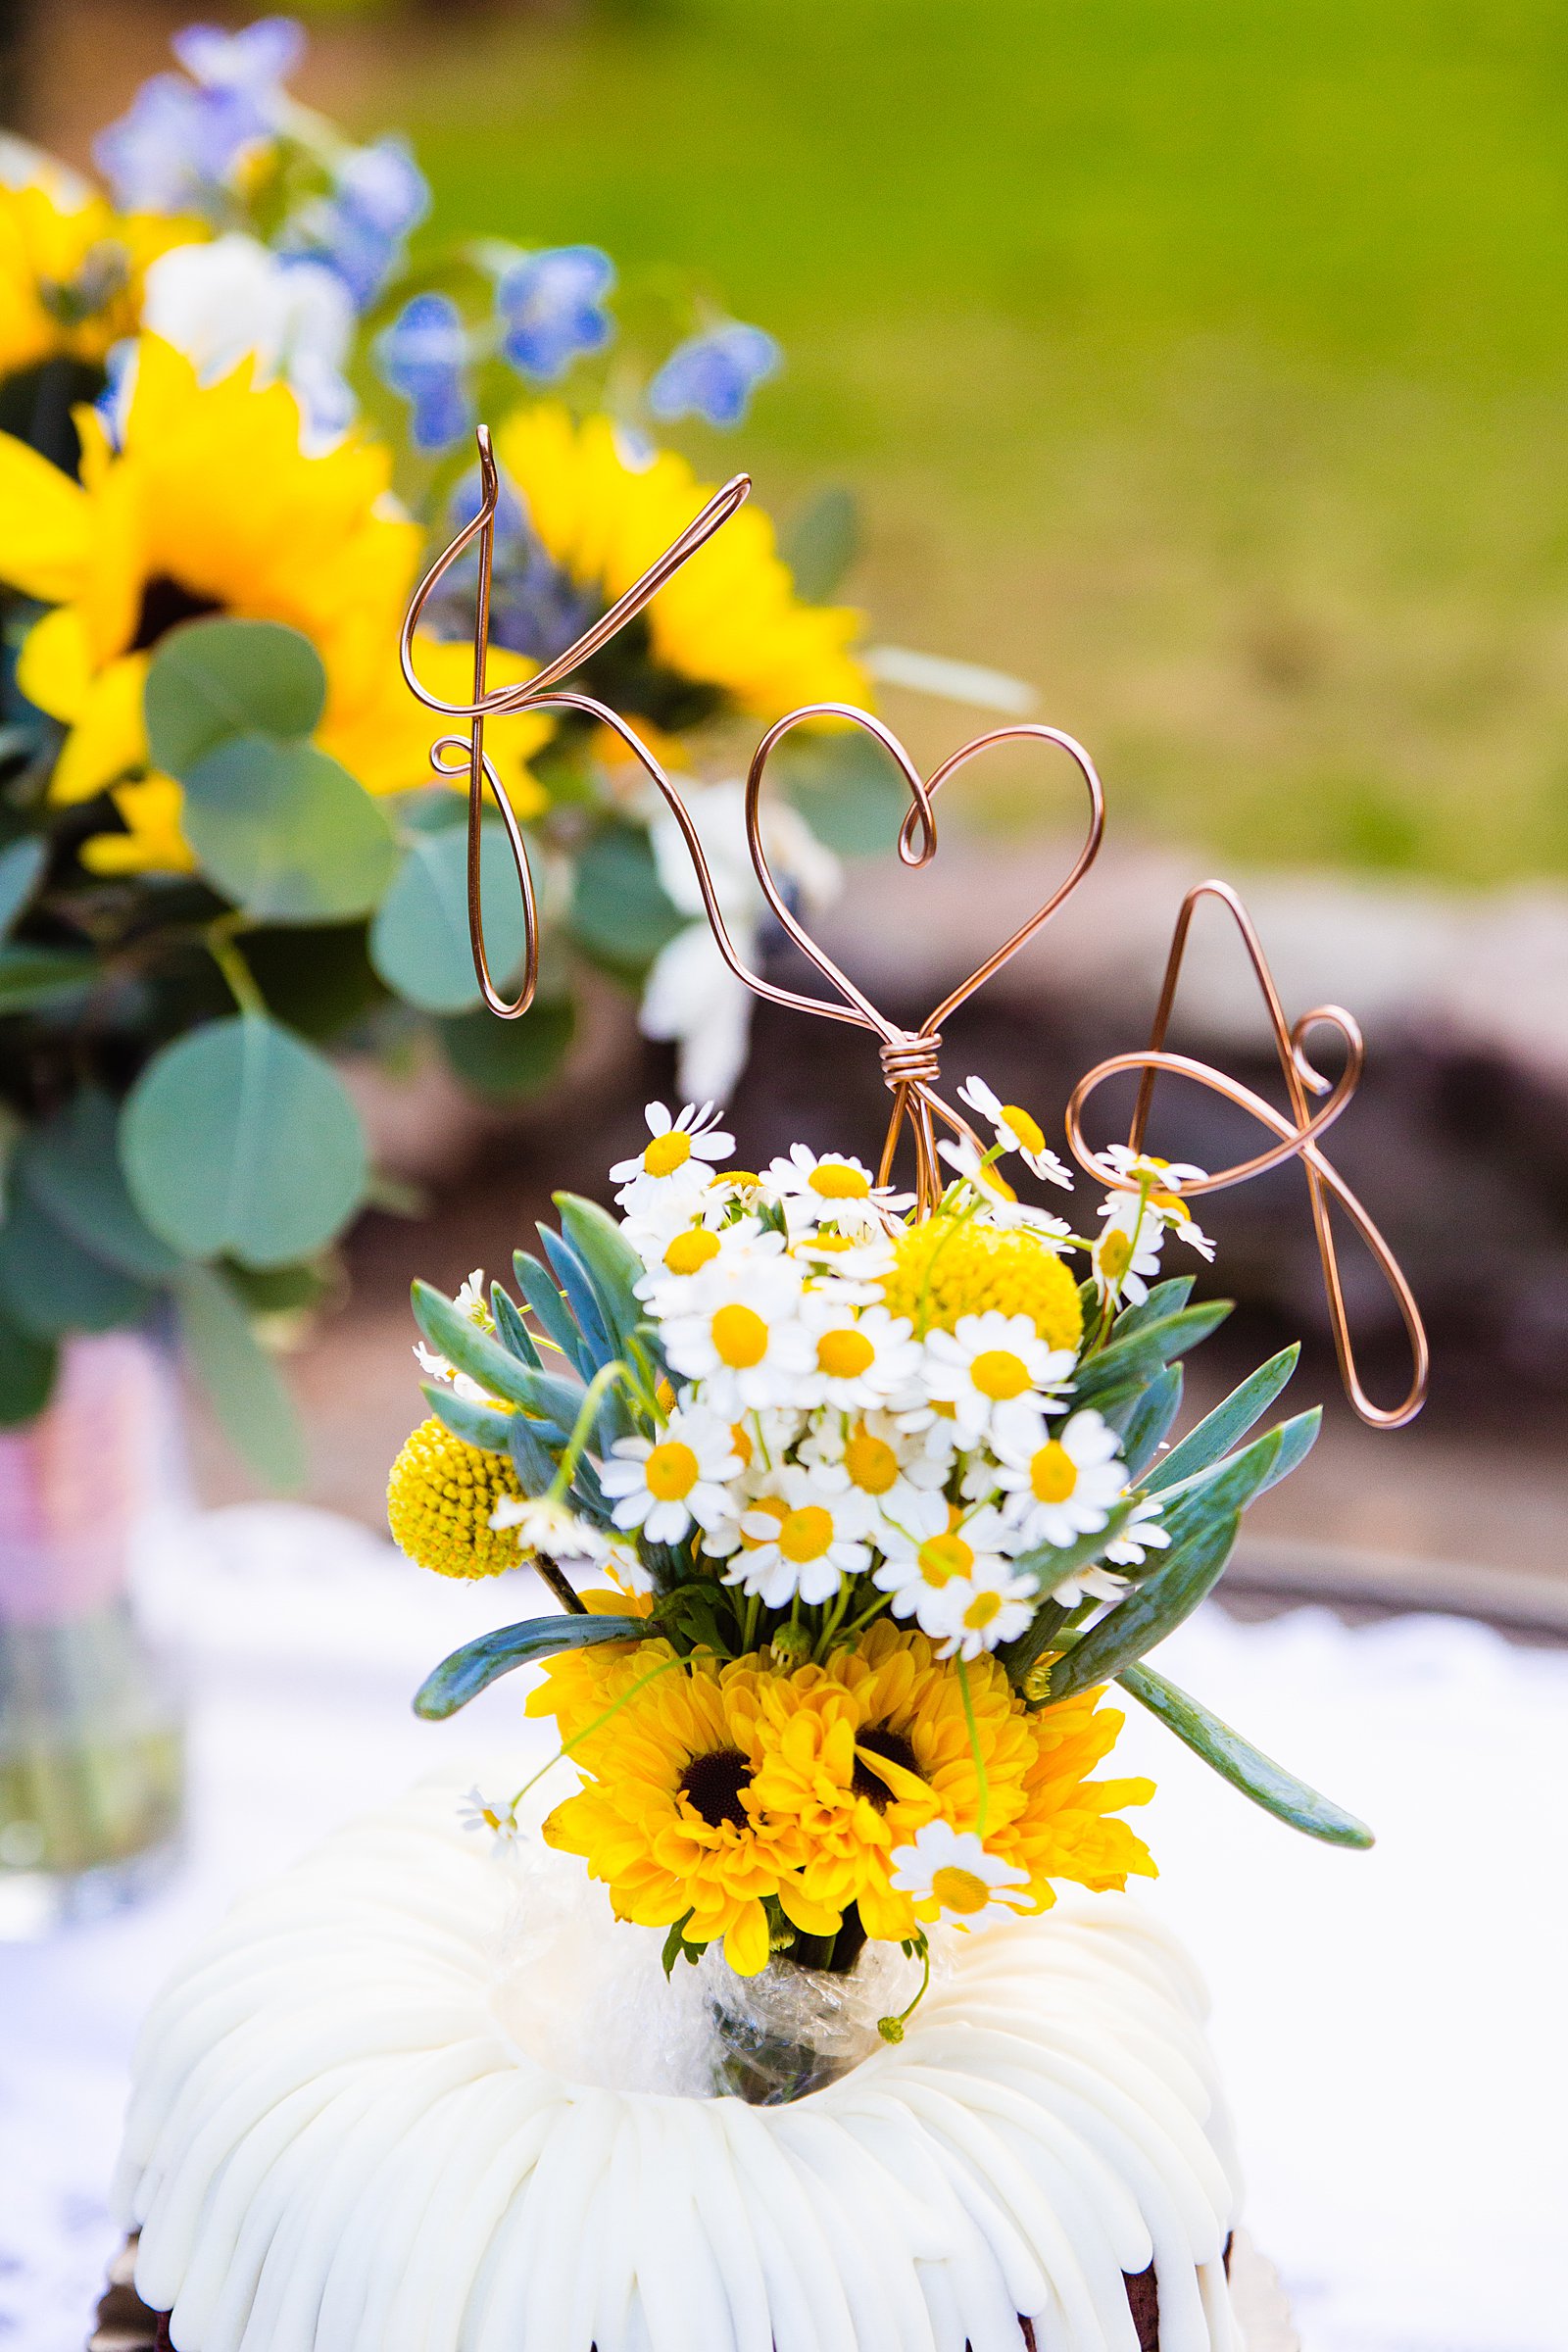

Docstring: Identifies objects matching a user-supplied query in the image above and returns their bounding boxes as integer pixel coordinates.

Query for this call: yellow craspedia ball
[880,1216,1084,1350]
[386,1415,524,1579]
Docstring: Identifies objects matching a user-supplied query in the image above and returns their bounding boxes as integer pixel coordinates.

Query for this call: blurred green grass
[394,0,1568,880]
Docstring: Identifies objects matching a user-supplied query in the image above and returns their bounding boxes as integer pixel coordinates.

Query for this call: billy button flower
[386,1416,524,1579]
[878,1214,1083,1349]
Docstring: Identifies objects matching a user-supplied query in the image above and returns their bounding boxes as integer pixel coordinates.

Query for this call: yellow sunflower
[0,151,198,378]
[490,403,868,733]
[0,335,547,874]
[751,1623,1153,1943]
[528,1639,839,1974]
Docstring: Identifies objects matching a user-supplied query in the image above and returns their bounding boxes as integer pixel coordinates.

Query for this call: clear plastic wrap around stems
[490,1830,920,2103]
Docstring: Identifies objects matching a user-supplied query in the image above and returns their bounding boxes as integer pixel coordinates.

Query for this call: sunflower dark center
[680,1747,753,1832]
[130,575,224,654]
[852,1726,920,1809]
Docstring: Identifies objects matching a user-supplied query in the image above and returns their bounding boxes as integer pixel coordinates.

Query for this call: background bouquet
[0,15,895,1480]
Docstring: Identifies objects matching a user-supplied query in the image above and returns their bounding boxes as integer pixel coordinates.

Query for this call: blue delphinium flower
[308,136,430,310]
[94,17,302,217]
[374,292,471,451]
[647,321,781,428]
[495,247,615,382]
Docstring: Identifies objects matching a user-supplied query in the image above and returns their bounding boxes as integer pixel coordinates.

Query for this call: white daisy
[956,1076,1074,1188]
[799,1409,950,1534]
[457,1787,519,1851]
[992,1405,1126,1549]
[414,1266,493,1402]
[938,1137,1074,1239]
[659,1257,814,1414]
[1090,1200,1165,1308]
[722,1463,874,1607]
[887,1820,1032,1929]
[873,1494,1019,1639]
[1102,1493,1172,1569]
[1048,1559,1132,1610]
[797,1298,923,1411]
[633,1216,783,1314]
[762,1144,912,1235]
[489,1494,610,1563]
[610,1101,734,1216]
[923,1311,1076,1443]
[597,1406,743,1544]
[1100,1145,1214,1260]
[927,1554,1038,1660]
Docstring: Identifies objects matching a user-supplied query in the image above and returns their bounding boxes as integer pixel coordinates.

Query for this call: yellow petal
[16,605,91,721]
[79,773,195,875]
[47,654,150,804]
[0,432,91,603]
[774,1878,843,1939]
[721,1901,773,1978]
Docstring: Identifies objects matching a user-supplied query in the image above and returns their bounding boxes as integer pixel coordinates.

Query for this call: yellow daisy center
[645,1441,701,1501]
[663,1227,720,1275]
[809,1162,871,1200]
[931,1864,993,1916]
[777,1505,835,1564]
[731,1420,754,1466]
[916,1530,974,1587]
[1002,1103,1047,1155]
[962,1589,1004,1631]
[643,1131,692,1177]
[844,1424,900,1494]
[725,1170,760,1189]
[970,1348,1031,1400]
[880,1219,1083,1348]
[1099,1229,1133,1280]
[655,1376,676,1413]
[743,1494,790,1547]
[816,1327,875,1380]
[1029,1441,1078,1503]
[711,1302,769,1367]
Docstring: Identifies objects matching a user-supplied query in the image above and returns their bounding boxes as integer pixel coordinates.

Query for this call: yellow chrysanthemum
[386,1415,524,1580]
[528,1642,840,1975]
[879,1214,1084,1349]
[0,335,549,873]
[0,155,199,377]
[491,403,869,728]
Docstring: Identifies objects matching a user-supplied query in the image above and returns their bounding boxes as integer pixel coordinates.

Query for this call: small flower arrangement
[391,1077,1369,2055]
[0,16,944,1471]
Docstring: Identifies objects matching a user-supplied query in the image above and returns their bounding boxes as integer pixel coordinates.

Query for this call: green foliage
[781,486,858,602]
[181,736,399,923]
[19,1091,180,1283]
[370,818,530,1012]
[1145,1345,1299,1492]
[145,618,326,776]
[774,727,912,858]
[420,1380,515,1452]
[0,946,97,1011]
[0,1184,159,1340]
[0,1301,56,1426]
[568,822,686,975]
[175,1264,308,1491]
[415,1611,650,1719]
[439,998,574,1100]
[1120,1662,1373,1848]
[0,839,45,939]
[122,1013,368,1268]
[411,1278,582,1432]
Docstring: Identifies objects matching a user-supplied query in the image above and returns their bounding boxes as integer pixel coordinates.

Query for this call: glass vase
[0,1331,186,1938]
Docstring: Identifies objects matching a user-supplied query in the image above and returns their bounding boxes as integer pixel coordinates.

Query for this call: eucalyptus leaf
[415,1611,649,1719]
[1146,1346,1300,1494]
[370,819,529,1012]
[568,823,685,974]
[0,1185,159,1340]
[175,1263,307,1491]
[0,945,97,1010]
[122,1014,368,1268]
[782,485,858,601]
[182,735,399,922]
[420,1381,515,1452]
[440,998,573,1101]
[1119,1662,1374,1848]
[0,1300,56,1425]
[20,1090,180,1282]
[145,617,325,777]
[775,727,909,857]
[0,838,45,939]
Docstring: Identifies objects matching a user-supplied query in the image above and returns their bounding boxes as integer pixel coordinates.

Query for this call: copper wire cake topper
[401,428,1428,1429]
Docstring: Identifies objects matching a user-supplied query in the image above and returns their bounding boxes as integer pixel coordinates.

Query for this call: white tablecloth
[3,1506,1565,2352]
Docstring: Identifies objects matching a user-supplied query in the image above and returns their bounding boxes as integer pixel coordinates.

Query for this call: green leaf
[1073,1300,1231,1416]
[1119,1662,1374,1848]
[439,997,574,1101]
[1145,1346,1300,1494]
[1259,1405,1322,1492]
[0,945,97,1011]
[412,1279,582,1429]
[145,617,325,777]
[221,1257,336,1315]
[175,1263,307,1491]
[781,485,858,602]
[539,1226,616,1373]
[20,1090,180,1282]
[1109,1276,1195,1340]
[568,822,686,974]
[369,818,529,1012]
[415,1611,649,1719]
[1050,1509,1242,1700]
[514,1247,593,1377]
[421,1380,515,1452]
[1120,1364,1183,1482]
[1155,1412,1318,1531]
[775,726,910,857]
[244,924,388,1042]
[661,1912,698,1979]
[1010,1495,1138,1600]
[0,1183,159,1339]
[0,1300,56,1425]
[122,1014,368,1268]
[555,1191,647,1357]
[491,1283,542,1368]
[0,838,45,938]
[182,735,399,923]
